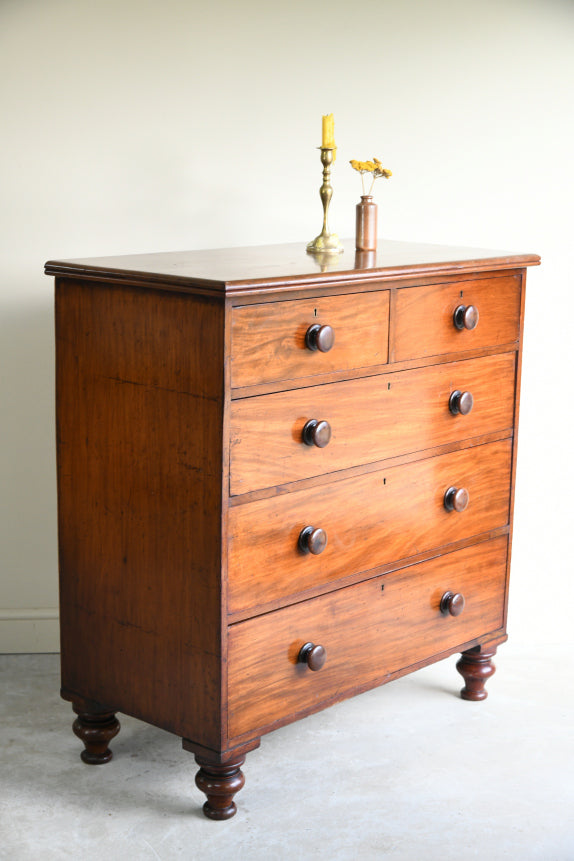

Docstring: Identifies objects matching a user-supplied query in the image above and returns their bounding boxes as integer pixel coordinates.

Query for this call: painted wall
[1,0,572,651]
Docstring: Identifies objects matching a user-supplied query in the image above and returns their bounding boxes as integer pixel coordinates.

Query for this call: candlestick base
[306,232,344,255]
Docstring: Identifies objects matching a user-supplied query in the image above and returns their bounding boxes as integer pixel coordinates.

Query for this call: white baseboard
[0,610,60,653]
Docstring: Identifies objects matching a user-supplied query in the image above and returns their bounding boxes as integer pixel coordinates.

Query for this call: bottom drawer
[227,537,508,740]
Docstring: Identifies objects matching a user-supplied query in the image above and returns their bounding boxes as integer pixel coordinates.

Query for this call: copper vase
[355,195,377,252]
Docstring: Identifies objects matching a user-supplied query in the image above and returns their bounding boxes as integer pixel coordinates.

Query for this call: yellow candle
[321,114,335,148]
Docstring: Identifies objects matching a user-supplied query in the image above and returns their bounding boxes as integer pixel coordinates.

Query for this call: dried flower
[350,157,392,195]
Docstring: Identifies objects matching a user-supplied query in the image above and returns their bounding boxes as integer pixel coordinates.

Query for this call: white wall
[1,0,573,652]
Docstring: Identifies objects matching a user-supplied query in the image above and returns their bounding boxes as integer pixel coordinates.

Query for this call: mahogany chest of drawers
[46,239,539,819]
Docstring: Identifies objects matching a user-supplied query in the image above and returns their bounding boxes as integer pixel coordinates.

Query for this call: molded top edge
[45,239,540,294]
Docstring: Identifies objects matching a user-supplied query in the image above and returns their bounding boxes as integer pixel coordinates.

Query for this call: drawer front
[228,438,512,615]
[230,351,516,495]
[227,537,508,740]
[231,290,389,389]
[394,275,521,362]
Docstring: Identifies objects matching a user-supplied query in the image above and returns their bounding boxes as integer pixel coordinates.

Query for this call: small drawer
[227,537,508,740]
[394,275,521,362]
[228,438,512,616]
[229,351,516,495]
[231,290,389,389]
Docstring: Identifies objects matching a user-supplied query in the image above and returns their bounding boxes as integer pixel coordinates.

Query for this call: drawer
[228,438,512,616]
[394,275,521,362]
[227,537,508,740]
[230,351,516,495]
[231,290,389,389]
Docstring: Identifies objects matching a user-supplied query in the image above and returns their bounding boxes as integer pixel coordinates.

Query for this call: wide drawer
[228,438,512,616]
[227,537,508,740]
[230,351,516,495]
[394,275,521,362]
[231,290,389,389]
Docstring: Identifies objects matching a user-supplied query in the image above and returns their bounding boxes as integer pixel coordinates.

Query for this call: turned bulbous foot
[72,704,120,764]
[195,755,246,820]
[456,645,497,701]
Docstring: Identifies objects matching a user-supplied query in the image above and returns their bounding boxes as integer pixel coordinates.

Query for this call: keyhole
[314,308,318,317]
[460,290,464,298]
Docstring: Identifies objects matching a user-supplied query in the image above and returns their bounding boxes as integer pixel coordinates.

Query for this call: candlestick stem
[307,148,344,255]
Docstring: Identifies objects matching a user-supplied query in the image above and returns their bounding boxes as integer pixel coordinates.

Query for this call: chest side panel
[56,279,226,747]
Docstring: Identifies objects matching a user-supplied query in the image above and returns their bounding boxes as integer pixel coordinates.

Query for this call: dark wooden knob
[298,642,326,671]
[302,419,332,448]
[453,304,479,331]
[298,526,327,555]
[305,324,335,353]
[449,390,474,416]
[440,591,465,616]
[444,486,469,512]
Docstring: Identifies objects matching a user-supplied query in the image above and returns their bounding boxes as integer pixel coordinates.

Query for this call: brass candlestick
[307,147,344,255]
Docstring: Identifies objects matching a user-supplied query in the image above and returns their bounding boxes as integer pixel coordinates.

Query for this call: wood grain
[56,279,226,748]
[393,275,521,362]
[231,290,389,388]
[227,537,508,740]
[230,351,516,495]
[227,438,512,615]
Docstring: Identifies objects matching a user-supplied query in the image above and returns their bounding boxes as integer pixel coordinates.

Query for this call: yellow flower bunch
[350,157,392,194]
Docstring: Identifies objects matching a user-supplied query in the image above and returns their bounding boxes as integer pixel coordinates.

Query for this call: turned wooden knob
[305,324,335,353]
[302,419,332,448]
[449,390,474,416]
[298,642,327,671]
[444,486,469,512]
[453,304,479,331]
[440,591,466,616]
[298,526,327,555]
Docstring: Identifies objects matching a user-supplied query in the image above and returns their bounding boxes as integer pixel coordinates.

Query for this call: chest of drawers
[46,239,539,819]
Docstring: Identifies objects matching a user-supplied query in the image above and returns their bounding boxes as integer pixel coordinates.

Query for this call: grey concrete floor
[0,646,572,861]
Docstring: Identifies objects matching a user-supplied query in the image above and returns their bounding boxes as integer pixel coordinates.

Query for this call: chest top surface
[45,239,540,296]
